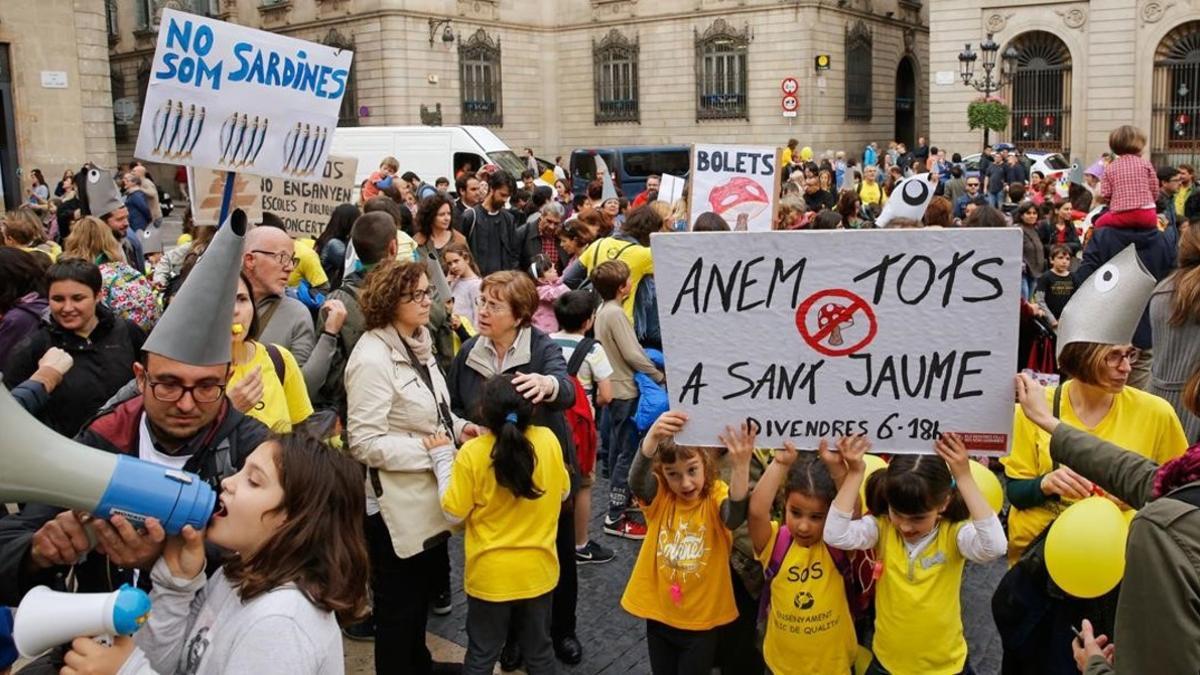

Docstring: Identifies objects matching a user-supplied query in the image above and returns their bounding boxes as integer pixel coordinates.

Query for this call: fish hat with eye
[875,172,936,228]
[1056,244,1158,358]
[73,164,125,219]
[142,209,248,366]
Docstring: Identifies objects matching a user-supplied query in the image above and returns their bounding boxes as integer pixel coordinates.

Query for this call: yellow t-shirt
[620,479,737,630]
[1001,382,1188,563]
[287,238,329,289]
[756,522,857,675]
[441,425,570,602]
[781,147,794,167]
[229,342,312,432]
[858,181,883,206]
[579,237,654,322]
[873,518,968,675]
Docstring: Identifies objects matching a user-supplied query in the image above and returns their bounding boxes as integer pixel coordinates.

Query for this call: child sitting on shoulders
[1094,125,1160,230]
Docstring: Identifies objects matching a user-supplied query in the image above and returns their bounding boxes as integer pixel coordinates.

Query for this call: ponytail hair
[784,453,837,505]
[477,374,544,500]
[865,454,969,522]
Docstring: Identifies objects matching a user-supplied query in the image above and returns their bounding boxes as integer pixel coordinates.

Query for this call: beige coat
[345,324,466,559]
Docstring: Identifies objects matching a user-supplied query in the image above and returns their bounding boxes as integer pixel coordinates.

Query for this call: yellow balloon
[1123,508,1137,526]
[969,459,1004,513]
[854,645,874,675]
[1045,497,1129,598]
[860,454,888,507]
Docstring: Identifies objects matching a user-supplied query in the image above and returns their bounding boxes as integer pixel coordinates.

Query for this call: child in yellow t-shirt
[227,275,312,432]
[433,374,570,674]
[619,412,753,674]
[748,442,858,675]
[824,434,1007,675]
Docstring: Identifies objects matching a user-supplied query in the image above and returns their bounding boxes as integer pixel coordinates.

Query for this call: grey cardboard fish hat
[595,154,619,203]
[875,173,935,228]
[142,209,247,366]
[1067,160,1085,186]
[1056,244,1157,358]
[74,164,125,218]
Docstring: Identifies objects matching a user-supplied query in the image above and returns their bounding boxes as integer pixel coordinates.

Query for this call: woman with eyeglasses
[2,258,145,438]
[224,273,312,433]
[446,270,583,670]
[345,259,478,674]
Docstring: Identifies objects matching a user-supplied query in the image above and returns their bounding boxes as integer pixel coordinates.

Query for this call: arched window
[1004,31,1072,154]
[1152,22,1200,167]
[594,29,639,124]
[323,29,357,128]
[845,21,873,120]
[459,29,503,127]
[695,19,749,121]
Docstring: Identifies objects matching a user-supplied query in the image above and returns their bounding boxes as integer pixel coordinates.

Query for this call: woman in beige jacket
[346,259,478,674]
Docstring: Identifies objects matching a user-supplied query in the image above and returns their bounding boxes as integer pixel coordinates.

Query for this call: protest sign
[260,155,357,237]
[652,229,1021,454]
[189,155,356,237]
[135,9,352,179]
[688,144,781,232]
[659,174,685,206]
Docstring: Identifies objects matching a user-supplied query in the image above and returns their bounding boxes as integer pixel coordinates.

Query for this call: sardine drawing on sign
[152,99,207,160]
[216,111,273,169]
[280,122,329,177]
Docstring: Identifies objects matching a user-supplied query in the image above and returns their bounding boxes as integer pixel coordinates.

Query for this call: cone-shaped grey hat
[595,154,619,203]
[143,209,247,365]
[1056,244,1157,358]
[76,164,125,218]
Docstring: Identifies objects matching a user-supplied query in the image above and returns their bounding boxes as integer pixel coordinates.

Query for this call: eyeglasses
[401,288,434,304]
[250,250,299,269]
[475,297,511,315]
[1105,348,1141,367]
[143,377,226,403]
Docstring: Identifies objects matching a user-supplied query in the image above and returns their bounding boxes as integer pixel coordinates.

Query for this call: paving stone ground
[349,471,1007,675]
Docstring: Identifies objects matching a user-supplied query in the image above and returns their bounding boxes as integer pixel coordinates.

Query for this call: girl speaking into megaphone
[60,433,369,675]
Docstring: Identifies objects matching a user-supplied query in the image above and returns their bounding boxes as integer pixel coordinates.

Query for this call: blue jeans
[606,397,640,519]
[1021,273,1036,302]
[988,191,1004,208]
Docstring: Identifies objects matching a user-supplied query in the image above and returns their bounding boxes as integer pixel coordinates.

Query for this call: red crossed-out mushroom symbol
[817,302,855,346]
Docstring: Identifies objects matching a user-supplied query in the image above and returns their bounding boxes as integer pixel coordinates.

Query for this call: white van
[330,125,531,192]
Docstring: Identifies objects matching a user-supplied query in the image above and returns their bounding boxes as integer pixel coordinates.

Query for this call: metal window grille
[135,0,155,30]
[105,0,119,38]
[1002,31,1071,155]
[460,29,503,127]
[1152,22,1200,168]
[594,29,639,124]
[324,29,357,128]
[845,21,873,121]
[695,19,749,121]
[111,72,128,142]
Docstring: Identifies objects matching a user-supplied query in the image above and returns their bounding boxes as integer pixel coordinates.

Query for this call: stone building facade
[0,1,115,211]
[108,0,928,177]
[929,0,1200,169]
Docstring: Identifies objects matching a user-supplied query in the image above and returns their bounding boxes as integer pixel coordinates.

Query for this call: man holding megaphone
[0,205,269,671]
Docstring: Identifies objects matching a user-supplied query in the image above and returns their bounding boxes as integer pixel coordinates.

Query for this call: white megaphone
[0,384,215,534]
[13,585,151,657]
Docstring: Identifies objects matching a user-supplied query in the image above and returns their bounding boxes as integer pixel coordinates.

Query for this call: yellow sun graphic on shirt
[656,519,710,582]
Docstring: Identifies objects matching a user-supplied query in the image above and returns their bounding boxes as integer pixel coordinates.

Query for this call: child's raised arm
[934,433,1007,562]
[749,441,798,555]
[717,422,755,530]
[629,411,689,505]
[823,435,880,551]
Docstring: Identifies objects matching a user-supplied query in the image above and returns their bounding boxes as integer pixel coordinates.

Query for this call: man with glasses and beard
[0,212,269,672]
[954,175,983,219]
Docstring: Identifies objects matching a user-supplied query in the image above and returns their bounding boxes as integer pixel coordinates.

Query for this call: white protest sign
[260,155,357,238]
[689,144,781,232]
[136,9,352,180]
[189,155,356,237]
[652,229,1022,454]
[659,174,685,206]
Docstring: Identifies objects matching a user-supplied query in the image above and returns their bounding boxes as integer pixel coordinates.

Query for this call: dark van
[570,146,690,199]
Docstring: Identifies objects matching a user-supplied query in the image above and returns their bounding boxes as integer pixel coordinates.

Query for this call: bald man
[132,164,163,226]
[241,226,319,366]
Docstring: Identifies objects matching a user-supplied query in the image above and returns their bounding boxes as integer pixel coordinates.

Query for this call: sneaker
[576,540,616,564]
[603,514,647,540]
[431,589,452,616]
[341,614,374,641]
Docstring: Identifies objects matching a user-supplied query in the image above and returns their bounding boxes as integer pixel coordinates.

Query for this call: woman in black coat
[2,259,144,438]
[446,270,583,669]
[1038,200,1083,260]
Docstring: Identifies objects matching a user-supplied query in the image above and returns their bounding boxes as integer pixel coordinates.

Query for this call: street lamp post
[958,33,1019,151]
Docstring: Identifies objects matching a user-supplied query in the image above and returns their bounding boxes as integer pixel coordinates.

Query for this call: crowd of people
[0,120,1197,675]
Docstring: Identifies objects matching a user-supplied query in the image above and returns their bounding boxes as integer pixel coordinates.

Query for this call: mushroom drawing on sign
[818,302,854,346]
[708,176,770,230]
